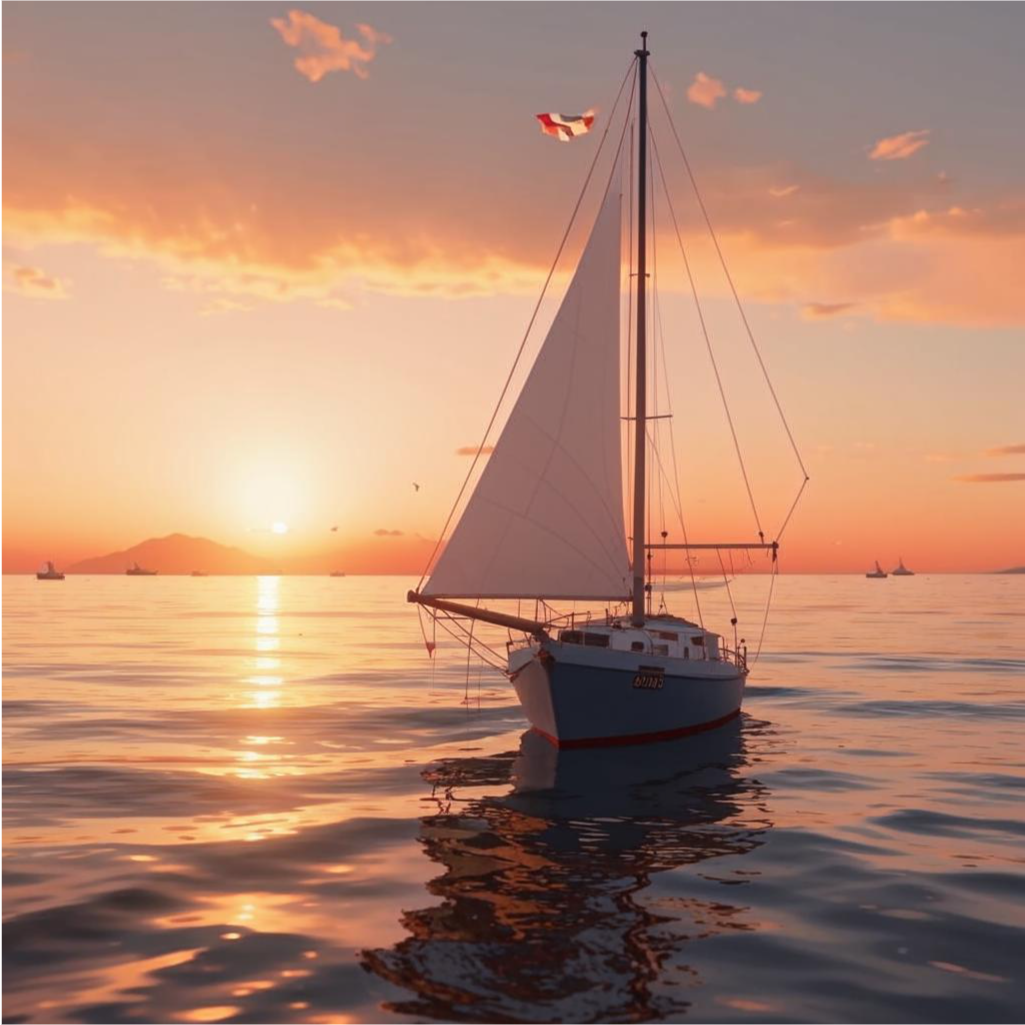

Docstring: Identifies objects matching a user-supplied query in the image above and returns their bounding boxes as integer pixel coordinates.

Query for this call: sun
[271,521,289,535]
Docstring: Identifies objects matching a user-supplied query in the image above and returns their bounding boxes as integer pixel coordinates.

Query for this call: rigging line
[434,610,506,671]
[626,118,635,500]
[650,64,810,484]
[753,555,779,665]
[650,152,701,620]
[649,126,764,540]
[645,424,704,630]
[715,547,739,624]
[775,474,810,543]
[417,59,639,591]
[649,153,670,601]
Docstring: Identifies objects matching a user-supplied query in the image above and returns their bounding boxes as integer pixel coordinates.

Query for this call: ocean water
[3,573,1024,1024]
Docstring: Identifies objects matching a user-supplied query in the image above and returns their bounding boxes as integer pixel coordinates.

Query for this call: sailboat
[866,561,887,579]
[409,34,805,749]
[891,557,914,576]
[36,561,65,581]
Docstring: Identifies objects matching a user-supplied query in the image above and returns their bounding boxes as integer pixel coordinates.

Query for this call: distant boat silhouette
[126,562,157,576]
[891,557,914,576]
[330,571,346,577]
[866,561,887,579]
[190,570,208,577]
[36,561,65,581]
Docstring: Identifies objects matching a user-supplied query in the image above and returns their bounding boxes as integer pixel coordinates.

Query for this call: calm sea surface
[3,574,1024,1024]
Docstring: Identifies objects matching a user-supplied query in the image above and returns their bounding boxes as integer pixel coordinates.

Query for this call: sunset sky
[3,3,1023,574]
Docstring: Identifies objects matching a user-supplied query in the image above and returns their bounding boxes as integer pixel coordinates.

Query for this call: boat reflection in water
[362,720,773,1022]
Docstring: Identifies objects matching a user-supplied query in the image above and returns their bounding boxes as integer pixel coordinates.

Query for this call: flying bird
[412,482,420,492]
[330,525,338,532]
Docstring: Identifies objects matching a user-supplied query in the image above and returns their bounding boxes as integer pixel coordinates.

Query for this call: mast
[631,31,650,626]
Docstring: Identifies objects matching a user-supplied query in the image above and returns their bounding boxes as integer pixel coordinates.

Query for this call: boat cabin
[557,615,721,661]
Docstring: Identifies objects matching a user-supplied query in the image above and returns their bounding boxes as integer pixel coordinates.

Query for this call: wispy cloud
[687,72,727,110]
[373,528,404,537]
[271,11,391,82]
[954,473,1025,483]
[455,445,495,456]
[803,301,857,319]
[986,444,1025,457]
[7,264,69,299]
[200,297,251,316]
[869,129,931,161]
[734,87,762,105]
[769,184,799,198]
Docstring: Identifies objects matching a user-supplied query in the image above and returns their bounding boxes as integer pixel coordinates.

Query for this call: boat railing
[720,645,748,672]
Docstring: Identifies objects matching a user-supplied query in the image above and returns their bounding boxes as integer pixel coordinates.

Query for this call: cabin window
[691,636,705,646]
[631,641,644,652]
[654,630,678,641]
[583,632,610,648]
[653,644,669,656]
[559,630,583,644]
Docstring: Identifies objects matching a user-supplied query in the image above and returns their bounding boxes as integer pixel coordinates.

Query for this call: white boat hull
[509,640,745,748]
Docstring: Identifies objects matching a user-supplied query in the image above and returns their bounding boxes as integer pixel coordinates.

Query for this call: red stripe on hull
[532,707,741,750]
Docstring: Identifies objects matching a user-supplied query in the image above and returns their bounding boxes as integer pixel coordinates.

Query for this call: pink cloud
[986,444,1025,457]
[802,302,858,319]
[734,87,762,104]
[7,264,68,299]
[954,473,1025,483]
[271,11,391,82]
[869,129,931,161]
[686,72,727,110]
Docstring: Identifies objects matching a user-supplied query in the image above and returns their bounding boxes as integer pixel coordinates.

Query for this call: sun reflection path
[246,575,283,711]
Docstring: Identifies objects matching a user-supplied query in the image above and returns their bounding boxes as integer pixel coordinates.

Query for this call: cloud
[802,302,858,319]
[953,473,1025,483]
[869,129,931,161]
[200,297,252,316]
[455,445,495,456]
[734,87,762,105]
[271,11,391,82]
[686,72,727,110]
[986,444,1025,457]
[6,264,69,299]
[4,78,1024,326]
[373,528,404,537]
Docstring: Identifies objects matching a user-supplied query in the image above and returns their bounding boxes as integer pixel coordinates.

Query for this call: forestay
[423,182,630,601]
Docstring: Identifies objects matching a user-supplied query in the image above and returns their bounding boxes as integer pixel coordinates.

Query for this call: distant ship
[36,561,65,581]
[190,570,208,577]
[330,571,346,578]
[126,562,158,576]
[891,558,914,577]
[866,561,887,579]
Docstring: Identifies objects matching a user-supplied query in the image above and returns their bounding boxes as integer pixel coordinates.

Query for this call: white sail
[424,183,630,600]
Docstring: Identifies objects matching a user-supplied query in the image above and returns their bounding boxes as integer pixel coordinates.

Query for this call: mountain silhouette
[68,533,277,575]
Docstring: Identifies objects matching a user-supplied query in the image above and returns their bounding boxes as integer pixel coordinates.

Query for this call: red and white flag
[535,111,595,142]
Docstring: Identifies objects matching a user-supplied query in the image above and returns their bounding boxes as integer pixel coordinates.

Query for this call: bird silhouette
[330,526,338,532]
[412,482,420,492]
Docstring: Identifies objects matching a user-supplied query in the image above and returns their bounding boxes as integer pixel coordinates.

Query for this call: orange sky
[3,4,1024,574]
